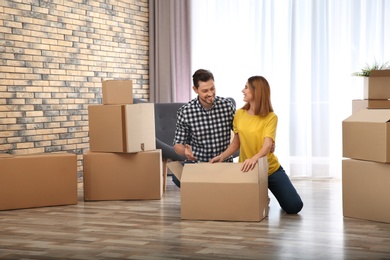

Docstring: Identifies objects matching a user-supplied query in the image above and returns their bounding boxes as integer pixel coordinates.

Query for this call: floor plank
[0,178,390,260]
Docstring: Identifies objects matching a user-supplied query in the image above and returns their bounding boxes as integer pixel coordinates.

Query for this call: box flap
[257,156,269,183]
[124,103,156,152]
[370,69,390,77]
[182,163,259,184]
[343,109,390,123]
[168,158,268,183]
[166,161,183,181]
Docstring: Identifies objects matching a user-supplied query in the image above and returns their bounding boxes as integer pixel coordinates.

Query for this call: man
[172,69,236,187]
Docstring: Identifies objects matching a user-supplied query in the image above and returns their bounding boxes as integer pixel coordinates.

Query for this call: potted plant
[352,60,390,99]
[352,60,390,77]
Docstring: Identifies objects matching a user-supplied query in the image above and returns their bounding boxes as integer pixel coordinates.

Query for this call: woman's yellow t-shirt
[233,109,280,175]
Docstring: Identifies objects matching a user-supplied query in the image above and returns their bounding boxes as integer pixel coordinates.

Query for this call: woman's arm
[209,134,240,163]
[241,137,273,172]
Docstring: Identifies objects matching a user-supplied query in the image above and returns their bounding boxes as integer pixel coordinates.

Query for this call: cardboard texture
[83,150,162,201]
[342,159,390,223]
[167,157,269,222]
[352,99,390,113]
[364,70,390,99]
[88,103,156,153]
[0,153,78,211]
[102,80,133,104]
[342,109,390,163]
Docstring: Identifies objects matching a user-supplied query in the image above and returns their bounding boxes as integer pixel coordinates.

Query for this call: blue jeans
[172,173,181,188]
[269,166,303,214]
[172,163,303,214]
[172,160,197,188]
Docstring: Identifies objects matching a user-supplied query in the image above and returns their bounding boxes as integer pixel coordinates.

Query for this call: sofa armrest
[156,138,186,161]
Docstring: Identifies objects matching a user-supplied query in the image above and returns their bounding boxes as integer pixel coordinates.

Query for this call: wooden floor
[1,178,390,260]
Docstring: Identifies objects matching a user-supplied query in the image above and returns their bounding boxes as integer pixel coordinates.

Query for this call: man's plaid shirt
[173,96,236,162]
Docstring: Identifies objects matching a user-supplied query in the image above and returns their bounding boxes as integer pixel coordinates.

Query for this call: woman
[210,76,303,214]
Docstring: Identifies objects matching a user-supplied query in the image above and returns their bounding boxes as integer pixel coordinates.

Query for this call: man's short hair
[192,69,214,88]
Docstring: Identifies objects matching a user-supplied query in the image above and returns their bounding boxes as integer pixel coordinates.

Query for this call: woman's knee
[283,200,303,214]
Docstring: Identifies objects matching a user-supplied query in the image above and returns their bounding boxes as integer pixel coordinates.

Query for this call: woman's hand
[209,155,223,163]
[241,158,258,172]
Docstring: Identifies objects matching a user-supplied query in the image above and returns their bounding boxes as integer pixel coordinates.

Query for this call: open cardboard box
[364,69,390,99]
[342,108,390,163]
[167,157,269,222]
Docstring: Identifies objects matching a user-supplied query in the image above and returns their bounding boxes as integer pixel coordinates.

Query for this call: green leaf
[352,60,390,77]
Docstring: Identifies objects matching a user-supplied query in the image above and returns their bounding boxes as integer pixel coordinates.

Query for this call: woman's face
[242,81,253,102]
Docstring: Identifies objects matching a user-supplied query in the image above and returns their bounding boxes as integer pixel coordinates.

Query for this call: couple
[172,69,303,214]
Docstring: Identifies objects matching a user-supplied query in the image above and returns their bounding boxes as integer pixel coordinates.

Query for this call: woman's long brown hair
[242,76,273,117]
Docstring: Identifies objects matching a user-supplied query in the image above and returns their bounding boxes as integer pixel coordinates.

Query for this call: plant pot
[363,70,390,99]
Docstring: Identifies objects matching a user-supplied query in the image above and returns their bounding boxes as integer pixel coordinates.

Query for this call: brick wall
[0,0,149,175]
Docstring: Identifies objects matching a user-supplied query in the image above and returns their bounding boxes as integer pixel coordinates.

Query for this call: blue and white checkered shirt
[173,96,236,162]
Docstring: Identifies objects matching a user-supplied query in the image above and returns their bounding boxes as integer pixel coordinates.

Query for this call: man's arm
[174,143,185,156]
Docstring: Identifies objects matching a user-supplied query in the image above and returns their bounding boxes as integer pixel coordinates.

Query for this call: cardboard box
[83,150,162,201]
[342,159,390,223]
[352,99,390,113]
[88,103,156,153]
[342,109,390,163]
[167,157,269,222]
[0,153,78,211]
[364,70,390,99]
[102,80,133,104]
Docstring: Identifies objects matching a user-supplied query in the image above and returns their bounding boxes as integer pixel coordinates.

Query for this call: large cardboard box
[102,80,133,104]
[342,109,390,163]
[88,103,156,153]
[352,99,390,113]
[342,159,390,223]
[0,153,78,211]
[167,157,269,222]
[83,150,162,201]
[364,70,390,99]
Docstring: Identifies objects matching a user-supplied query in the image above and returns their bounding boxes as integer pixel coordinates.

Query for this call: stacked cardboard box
[0,153,78,211]
[342,70,390,223]
[84,80,163,201]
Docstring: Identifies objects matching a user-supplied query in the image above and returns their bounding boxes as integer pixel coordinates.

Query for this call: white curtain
[190,0,390,178]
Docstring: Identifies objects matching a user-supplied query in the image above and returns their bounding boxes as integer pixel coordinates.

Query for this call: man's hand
[270,142,276,153]
[185,144,197,161]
